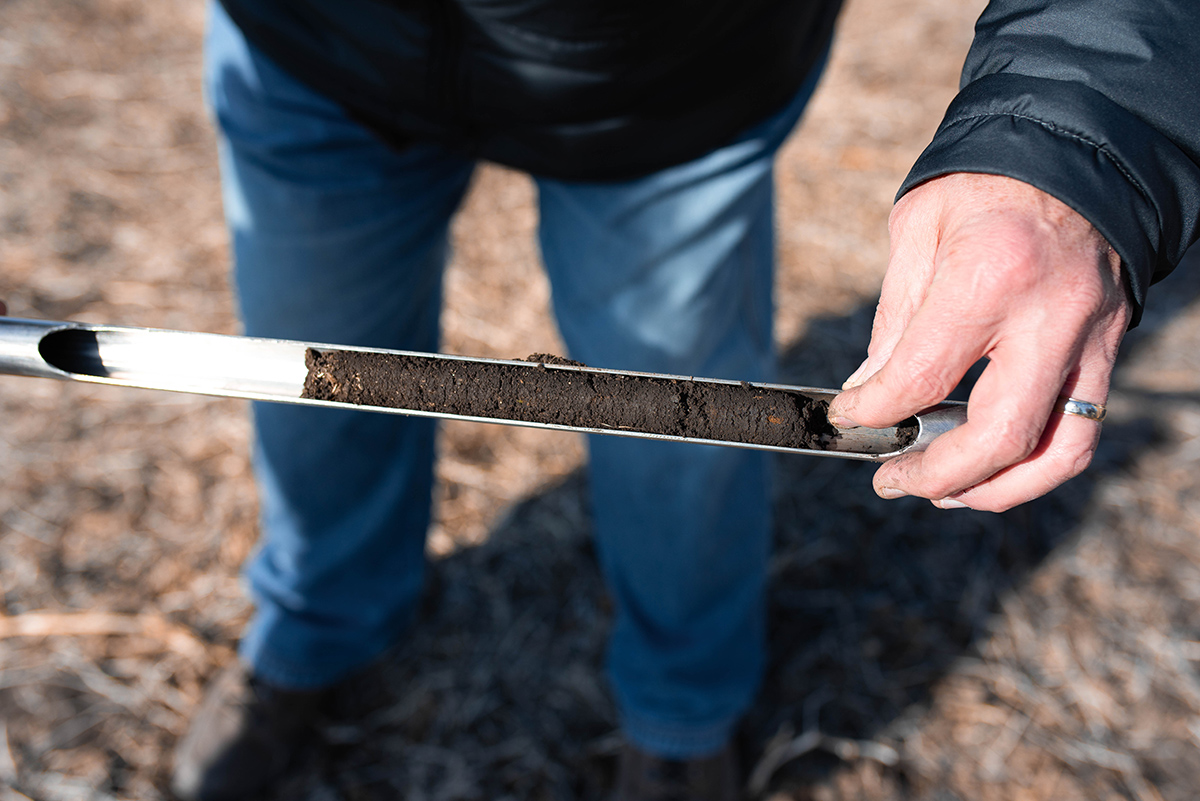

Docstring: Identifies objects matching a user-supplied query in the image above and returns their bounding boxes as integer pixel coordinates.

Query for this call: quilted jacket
[217,0,1200,320]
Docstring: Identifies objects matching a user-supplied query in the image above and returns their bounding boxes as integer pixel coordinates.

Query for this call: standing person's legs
[535,66,825,764]
[206,0,474,689]
[176,7,473,800]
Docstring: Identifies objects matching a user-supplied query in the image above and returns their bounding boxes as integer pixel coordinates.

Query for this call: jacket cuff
[898,73,1200,327]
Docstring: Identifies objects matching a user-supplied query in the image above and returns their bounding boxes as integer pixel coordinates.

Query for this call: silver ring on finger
[1055,396,1107,422]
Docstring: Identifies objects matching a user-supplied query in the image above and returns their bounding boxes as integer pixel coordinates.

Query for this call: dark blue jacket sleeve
[898,0,1200,325]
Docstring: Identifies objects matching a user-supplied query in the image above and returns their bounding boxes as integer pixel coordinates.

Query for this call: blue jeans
[205,0,823,758]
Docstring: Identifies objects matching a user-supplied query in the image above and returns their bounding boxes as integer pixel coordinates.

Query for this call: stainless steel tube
[0,317,966,461]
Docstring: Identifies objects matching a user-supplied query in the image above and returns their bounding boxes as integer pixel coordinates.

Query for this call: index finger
[828,278,994,429]
[871,332,1077,501]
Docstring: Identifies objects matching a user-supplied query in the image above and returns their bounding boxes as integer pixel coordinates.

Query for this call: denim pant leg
[534,69,824,757]
[204,1,475,688]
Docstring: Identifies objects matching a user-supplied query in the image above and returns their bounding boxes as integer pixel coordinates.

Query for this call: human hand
[827,173,1131,512]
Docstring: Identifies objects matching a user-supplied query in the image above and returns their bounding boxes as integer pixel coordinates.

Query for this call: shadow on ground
[268,254,1200,801]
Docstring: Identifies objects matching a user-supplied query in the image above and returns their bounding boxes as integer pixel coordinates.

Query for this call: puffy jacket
[218,0,1200,322]
[215,0,842,181]
[901,0,1200,324]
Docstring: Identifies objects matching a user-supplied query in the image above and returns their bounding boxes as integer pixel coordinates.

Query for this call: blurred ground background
[3,1,1200,799]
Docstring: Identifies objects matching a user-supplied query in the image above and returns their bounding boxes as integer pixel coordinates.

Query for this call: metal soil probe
[0,317,966,461]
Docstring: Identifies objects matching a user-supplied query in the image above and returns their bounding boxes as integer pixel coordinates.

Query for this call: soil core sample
[301,348,899,451]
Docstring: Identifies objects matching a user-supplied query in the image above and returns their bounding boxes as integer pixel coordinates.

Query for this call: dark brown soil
[303,348,846,450]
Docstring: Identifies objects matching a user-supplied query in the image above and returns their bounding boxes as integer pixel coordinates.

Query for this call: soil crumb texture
[302,348,858,450]
[524,353,585,366]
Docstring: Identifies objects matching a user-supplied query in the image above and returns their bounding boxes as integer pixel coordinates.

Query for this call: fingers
[928,414,1102,511]
[829,173,1132,510]
[867,332,1069,494]
[920,325,1122,511]
[870,300,1125,511]
[842,193,941,390]
[829,229,1015,430]
[871,339,1092,509]
[830,295,987,428]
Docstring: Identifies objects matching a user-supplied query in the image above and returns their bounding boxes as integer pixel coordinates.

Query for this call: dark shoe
[170,662,326,801]
[611,742,741,801]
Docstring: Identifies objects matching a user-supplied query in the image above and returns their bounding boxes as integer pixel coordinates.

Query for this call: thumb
[839,189,941,392]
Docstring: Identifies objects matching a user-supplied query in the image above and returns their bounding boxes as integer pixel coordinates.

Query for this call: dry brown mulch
[4,1,1200,800]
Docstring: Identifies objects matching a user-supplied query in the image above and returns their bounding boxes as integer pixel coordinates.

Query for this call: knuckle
[983,252,1040,297]
[980,416,1040,464]
[945,237,1039,299]
[870,300,895,338]
[1055,276,1109,321]
[887,199,914,234]
[869,306,912,355]
[879,467,959,503]
[855,361,949,429]
[925,476,967,500]
[1057,439,1095,480]
[958,483,1032,514]
[891,355,955,407]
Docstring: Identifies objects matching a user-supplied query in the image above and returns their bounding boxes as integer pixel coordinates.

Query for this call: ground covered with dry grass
[4,1,1200,800]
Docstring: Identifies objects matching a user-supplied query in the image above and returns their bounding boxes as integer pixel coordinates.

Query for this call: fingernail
[841,359,870,390]
[877,487,908,500]
[934,498,969,510]
[828,414,860,430]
